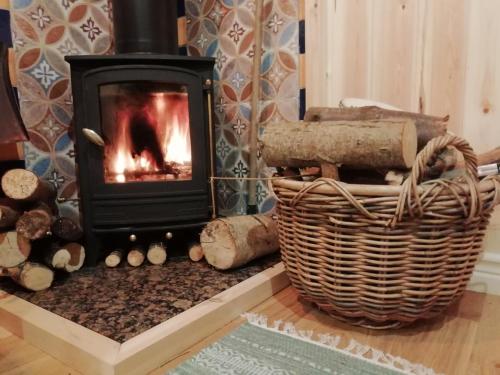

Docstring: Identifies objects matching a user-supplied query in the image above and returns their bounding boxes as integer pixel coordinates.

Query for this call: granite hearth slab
[0,254,280,342]
[0,256,289,375]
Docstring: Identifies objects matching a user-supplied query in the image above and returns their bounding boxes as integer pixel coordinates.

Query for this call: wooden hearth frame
[0,262,289,374]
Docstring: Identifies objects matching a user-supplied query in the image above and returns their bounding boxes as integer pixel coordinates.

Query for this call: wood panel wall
[305,0,500,254]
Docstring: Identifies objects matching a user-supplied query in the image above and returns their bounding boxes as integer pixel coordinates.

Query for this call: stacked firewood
[263,104,500,184]
[0,169,85,291]
[104,241,168,268]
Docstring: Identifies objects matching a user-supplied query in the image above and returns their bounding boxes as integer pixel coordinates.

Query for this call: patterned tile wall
[9,0,300,219]
[185,0,300,215]
[10,0,113,220]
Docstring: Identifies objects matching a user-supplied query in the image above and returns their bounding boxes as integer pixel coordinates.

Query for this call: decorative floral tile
[186,0,299,215]
[10,0,299,219]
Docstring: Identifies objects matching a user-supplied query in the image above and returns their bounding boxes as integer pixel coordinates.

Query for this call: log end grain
[105,250,123,268]
[0,231,31,268]
[11,262,54,291]
[146,243,167,265]
[1,169,55,202]
[127,247,145,267]
[188,243,204,262]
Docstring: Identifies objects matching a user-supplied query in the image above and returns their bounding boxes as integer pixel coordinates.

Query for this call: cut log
[0,198,22,229]
[0,231,31,267]
[105,250,124,268]
[1,169,56,203]
[261,119,417,169]
[200,214,279,270]
[146,242,167,265]
[339,98,402,111]
[304,106,447,150]
[16,202,53,240]
[320,163,339,180]
[127,246,145,267]
[188,243,204,262]
[51,217,83,242]
[1,262,54,291]
[44,242,85,272]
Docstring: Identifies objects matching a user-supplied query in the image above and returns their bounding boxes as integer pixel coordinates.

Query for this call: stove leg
[84,231,101,266]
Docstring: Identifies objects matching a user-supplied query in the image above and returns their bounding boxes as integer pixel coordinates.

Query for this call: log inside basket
[261,119,417,169]
[304,106,447,150]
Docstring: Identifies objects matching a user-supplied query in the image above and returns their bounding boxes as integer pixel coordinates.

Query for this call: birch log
[44,242,85,272]
[105,250,124,268]
[1,169,56,203]
[146,242,167,265]
[304,106,447,150]
[261,119,417,169]
[16,202,53,240]
[200,214,279,270]
[1,262,54,291]
[127,246,145,267]
[0,231,31,268]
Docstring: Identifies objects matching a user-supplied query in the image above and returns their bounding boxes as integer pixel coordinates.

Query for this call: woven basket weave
[272,135,500,329]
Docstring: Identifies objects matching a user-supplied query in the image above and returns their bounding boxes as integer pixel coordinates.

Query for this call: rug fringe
[242,312,441,375]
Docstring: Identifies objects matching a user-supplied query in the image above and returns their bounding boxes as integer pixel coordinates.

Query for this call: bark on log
[0,198,22,229]
[16,203,53,240]
[261,119,417,169]
[1,169,56,203]
[0,231,31,268]
[105,250,124,268]
[51,217,83,242]
[44,242,85,272]
[304,106,448,150]
[188,243,204,262]
[146,242,167,265]
[1,262,54,291]
[127,246,145,267]
[200,214,279,270]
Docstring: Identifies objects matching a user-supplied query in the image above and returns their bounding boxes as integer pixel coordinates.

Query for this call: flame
[166,115,191,165]
[103,90,191,183]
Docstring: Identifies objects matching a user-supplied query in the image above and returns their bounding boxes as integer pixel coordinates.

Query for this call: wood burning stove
[66,0,215,265]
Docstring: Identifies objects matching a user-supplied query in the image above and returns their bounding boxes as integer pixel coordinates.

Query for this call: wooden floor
[1,287,500,375]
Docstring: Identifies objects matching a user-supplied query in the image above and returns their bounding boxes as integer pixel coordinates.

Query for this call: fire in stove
[99,82,192,183]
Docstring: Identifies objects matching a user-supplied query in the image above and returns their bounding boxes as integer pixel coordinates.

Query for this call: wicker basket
[272,135,500,329]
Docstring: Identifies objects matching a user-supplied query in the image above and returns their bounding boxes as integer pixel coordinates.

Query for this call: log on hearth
[127,246,145,267]
[0,231,31,268]
[201,214,279,270]
[51,217,83,242]
[16,202,54,240]
[261,119,417,170]
[147,242,167,265]
[44,242,85,272]
[304,106,448,150]
[105,249,124,268]
[188,242,204,262]
[1,169,56,204]
[1,262,54,291]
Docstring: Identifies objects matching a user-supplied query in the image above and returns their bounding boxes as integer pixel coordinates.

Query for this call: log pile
[0,168,85,291]
[104,241,168,268]
[265,104,499,184]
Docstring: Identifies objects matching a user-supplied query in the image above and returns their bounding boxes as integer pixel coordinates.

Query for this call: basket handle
[391,134,480,226]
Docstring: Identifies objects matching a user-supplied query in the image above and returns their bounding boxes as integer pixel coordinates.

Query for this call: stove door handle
[82,128,105,147]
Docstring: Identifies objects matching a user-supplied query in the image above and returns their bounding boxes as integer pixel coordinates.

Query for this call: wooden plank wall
[305,0,500,254]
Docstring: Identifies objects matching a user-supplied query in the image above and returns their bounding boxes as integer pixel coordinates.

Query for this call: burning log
[105,250,124,268]
[16,203,53,240]
[146,242,167,265]
[1,169,56,204]
[43,242,85,273]
[51,217,83,242]
[1,262,54,291]
[200,214,279,270]
[0,198,22,229]
[127,246,145,267]
[261,119,417,170]
[188,242,204,262]
[0,231,31,268]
